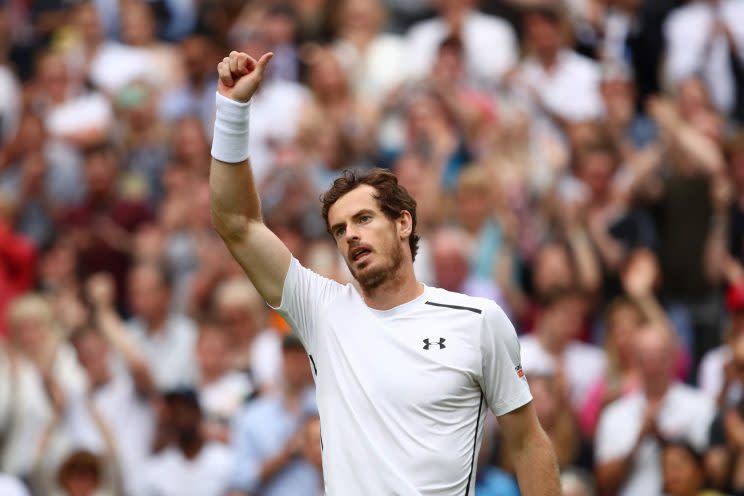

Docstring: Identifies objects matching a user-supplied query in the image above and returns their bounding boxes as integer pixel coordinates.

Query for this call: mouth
[350,246,372,263]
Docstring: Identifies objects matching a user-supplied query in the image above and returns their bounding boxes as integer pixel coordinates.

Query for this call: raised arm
[209,51,291,307]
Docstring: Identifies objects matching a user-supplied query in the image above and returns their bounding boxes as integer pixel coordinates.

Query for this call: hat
[727,283,744,313]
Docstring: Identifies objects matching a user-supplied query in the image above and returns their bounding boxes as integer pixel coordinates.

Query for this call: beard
[349,240,404,292]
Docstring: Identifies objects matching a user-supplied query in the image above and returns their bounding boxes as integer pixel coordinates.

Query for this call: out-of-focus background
[0,0,743,495]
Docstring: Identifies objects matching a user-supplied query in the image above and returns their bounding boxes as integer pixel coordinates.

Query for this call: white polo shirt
[272,258,532,495]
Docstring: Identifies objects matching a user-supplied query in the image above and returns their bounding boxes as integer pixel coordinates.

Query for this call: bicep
[221,222,292,308]
[497,401,541,450]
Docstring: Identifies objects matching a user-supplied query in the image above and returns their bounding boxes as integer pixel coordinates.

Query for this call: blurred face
[578,150,615,199]
[455,188,489,232]
[174,118,209,163]
[309,56,348,97]
[84,150,118,197]
[432,45,463,81]
[525,14,563,55]
[197,328,229,379]
[73,332,110,384]
[407,95,449,136]
[601,79,634,123]
[533,245,574,296]
[181,36,212,82]
[636,327,675,386]
[541,296,585,345]
[282,348,313,390]
[167,398,202,440]
[328,185,408,291]
[11,317,48,357]
[431,236,469,291]
[607,304,642,363]
[340,0,383,33]
[74,4,103,45]
[37,53,69,101]
[61,472,99,496]
[127,267,169,322]
[662,445,703,496]
[217,303,258,345]
[120,2,154,46]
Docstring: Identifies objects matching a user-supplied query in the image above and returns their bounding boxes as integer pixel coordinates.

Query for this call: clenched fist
[217,51,273,103]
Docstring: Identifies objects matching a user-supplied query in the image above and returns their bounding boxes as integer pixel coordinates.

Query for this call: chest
[312,304,482,411]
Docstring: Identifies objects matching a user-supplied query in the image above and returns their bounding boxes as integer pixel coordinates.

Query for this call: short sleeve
[479,303,533,417]
[270,257,345,348]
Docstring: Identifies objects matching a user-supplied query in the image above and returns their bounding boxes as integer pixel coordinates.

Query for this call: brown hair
[320,168,420,261]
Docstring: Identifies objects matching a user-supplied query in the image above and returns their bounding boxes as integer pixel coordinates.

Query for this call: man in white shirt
[208,50,559,494]
[520,288,606,410]
[664,0,744,118]
[405,0,518,88]
[595,323,715,496]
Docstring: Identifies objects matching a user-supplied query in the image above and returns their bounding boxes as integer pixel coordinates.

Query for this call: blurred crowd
[0,0,744,495]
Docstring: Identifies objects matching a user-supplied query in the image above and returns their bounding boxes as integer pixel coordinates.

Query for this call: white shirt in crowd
[517,49,603,123]
[248,328,283,390]
[519,334,606,409]
[64,371,154,496]
[0,346,86,477]
[247,80,309,185]
[127,314,198,390]
[272,257,532,495]
[405,9,518,88]
[199,371,254,423]
[0,474,30,496]
[664,0,744,115]
[0,65,20,142]
[139,443,233,496]
[698,344,730,400]
[45,92,113,139]
[333,34,406,103]
[595,383,716,496]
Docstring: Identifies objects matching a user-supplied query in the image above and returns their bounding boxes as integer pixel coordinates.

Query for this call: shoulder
[665,3,703,32]
[201,442,234,464]
[469,11,515,35]
[669,383,714,410]
[406,17,445,39]
[563,51,601,77]
[424,286,500,319]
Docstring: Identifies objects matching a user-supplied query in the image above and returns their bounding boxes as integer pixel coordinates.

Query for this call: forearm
[566,227,602,292]
[512,427,560,495]
[258,448,296,484]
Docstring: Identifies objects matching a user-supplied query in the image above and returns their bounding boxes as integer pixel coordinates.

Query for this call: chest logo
[423,338,446,350]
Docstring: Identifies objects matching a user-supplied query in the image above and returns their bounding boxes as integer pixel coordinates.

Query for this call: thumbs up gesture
[217,51,274,103]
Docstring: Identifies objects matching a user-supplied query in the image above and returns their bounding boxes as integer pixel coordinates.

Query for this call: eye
[334,226,345,238]
[359,215,371,223]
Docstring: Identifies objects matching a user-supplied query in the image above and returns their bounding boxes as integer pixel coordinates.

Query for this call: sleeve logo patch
[515,364,524,378]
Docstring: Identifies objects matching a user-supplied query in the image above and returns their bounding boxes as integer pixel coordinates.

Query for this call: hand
[622,249,659,298]
[86,272,116,310]
[640,399,662,439]
[217,51,273,103]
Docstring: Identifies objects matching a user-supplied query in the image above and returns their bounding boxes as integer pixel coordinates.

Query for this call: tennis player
[209,50,560,495]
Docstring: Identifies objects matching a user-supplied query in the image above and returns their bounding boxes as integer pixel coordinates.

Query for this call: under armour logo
[423,338,446,350]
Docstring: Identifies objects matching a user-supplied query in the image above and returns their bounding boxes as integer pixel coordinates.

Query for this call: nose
[343,225,361,245]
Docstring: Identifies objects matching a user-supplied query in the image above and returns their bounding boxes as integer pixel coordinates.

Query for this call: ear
[397,210,413,240]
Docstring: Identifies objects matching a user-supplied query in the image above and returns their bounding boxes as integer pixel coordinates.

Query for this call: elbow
[210,207,251,242]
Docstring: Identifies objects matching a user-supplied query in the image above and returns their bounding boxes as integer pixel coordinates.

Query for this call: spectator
[0,197,36,335]
[519,287,606,410]
[196,322,254,443]
[212,277,282,391]
[228,335,318,496]
[405,0,518,89]
[661,440,724,496]
[595,323,715,495]
[0,474,29,496]
[139,389,233,496]
[664,0,744,122]
[126,261,198,390]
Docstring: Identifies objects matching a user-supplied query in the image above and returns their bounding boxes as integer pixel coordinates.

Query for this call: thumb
[255,52,274,76]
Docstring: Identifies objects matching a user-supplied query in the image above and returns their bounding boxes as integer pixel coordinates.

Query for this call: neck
[537,328,567,355]
[645,380,671,401]
[145,312,168,334]
[537,49,559,70]
[343,30,375,49]
[362,264,423,311]
[179,436,204,460]
[200,368,224,385]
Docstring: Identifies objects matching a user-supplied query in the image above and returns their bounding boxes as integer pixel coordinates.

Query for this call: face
[120,2,154,46]
[542,296,585,344]
[11,317,48,357]
[533,245,574,296]
[340,0,383,33]
[636,327,675,385]
[167,398,202,439]
[197,328,229,378]
[73,332,110,383]
[84,150,118,197]
[328,185,410,291]
[74,3,103,45]
[62,472,99,496]
[282,348,313,390]
[309,55,348,97]
[662,445,703,496]
[127,267,169,321]
[431,235,468,291]
[525,14,563,54]
[578,151,615,199]
[217,303,258,344]
[607,304,642,362]
[455,187,489,232]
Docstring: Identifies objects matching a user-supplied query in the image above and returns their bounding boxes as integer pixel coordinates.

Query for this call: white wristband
[211,92,251,164]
